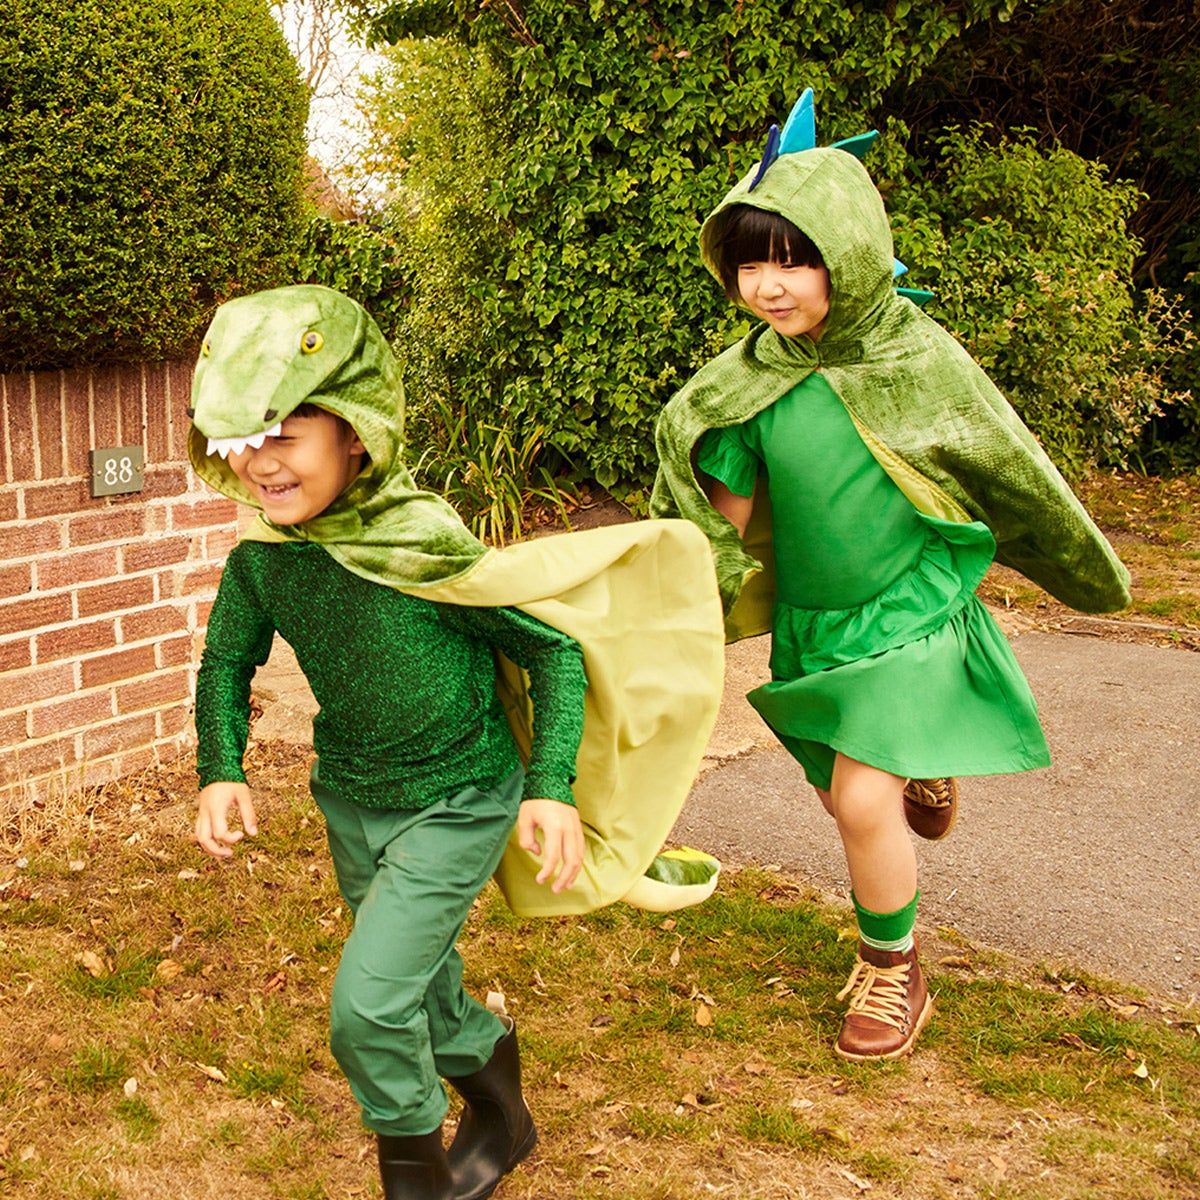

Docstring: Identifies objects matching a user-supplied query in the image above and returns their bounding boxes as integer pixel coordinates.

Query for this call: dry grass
[3,741,1199,1199]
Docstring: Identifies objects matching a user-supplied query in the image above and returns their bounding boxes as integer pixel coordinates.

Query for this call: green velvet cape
[651,148,1131,639]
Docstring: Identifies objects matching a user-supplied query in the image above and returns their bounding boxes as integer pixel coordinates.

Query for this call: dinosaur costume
[189,286,724,1161]
[651,93,1129,790]
[190,284,724,917]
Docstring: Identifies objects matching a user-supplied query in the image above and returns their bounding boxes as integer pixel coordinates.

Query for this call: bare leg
[814,786,835,818]
[828,752,915,914]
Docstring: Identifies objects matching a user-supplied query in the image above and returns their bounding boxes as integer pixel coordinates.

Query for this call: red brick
[36,547,119,591]
[30,690,115,738]
[76,576,154,618]
[0,591,73,637]
[68,507,147,547]
[0,661,76,710]
[6,374,35,479]
[62,366,94,477]
[0,733,79,787]
[117,669,191,714]
[123,535,194,573]
[90,365,121,448]
[34,374,65,479]
[170,499,238,531]
[0,519,63,558]
[79,644,157,688]
[114,745,158,778]
[178,564,224,596]
[0,637,32,673]
[120,605,189,642]
[205,529,238,560]
[158,701,193,739]
[0,562,33,599]
[141,465,189,501]
[24,479,94,519]
[119,364,146,450]
[168,360,195,458]
[157,634,193,667]
[0,709,27,745]
[36,618,118,663]
[82,713,156,760]
[145,364,171,461]
[0,491,18,522]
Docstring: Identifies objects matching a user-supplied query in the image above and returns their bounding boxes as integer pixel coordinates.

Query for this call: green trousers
[312,763,522,1136]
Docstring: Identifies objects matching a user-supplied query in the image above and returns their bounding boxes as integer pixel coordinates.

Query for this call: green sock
[852,891,918,954]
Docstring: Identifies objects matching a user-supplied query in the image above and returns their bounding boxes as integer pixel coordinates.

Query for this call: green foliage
[355,0,1020,492]
[0,0,309,371]
[297,215,410,341]
[880,126,1191,473]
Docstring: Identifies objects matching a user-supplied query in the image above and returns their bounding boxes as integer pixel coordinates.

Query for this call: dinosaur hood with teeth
[188,285,725,917]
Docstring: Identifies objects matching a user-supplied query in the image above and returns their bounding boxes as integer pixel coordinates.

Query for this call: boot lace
[905,777,953,809]
[836,957,913,1031]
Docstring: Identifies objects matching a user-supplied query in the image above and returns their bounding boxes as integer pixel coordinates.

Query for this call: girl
[652,98,1129,1061]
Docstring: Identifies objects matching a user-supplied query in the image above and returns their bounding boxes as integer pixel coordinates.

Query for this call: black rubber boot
[377,1128,454,1200]
[446,1020,538,1200]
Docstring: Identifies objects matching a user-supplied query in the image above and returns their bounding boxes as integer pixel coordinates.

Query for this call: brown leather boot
[902,777,958,841]
[834,942,933,1061]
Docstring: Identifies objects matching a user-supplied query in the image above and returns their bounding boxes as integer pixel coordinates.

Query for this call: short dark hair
[713,204,825,301]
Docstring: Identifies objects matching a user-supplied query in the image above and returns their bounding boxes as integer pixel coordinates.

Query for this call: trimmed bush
[879,126,1191,474]
[0,0,309,370]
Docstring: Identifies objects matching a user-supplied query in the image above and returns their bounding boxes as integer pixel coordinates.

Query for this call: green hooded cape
[189,285,724,916]
[651,145,1130,640]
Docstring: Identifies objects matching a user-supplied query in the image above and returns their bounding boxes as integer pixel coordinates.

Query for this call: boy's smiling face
[736,260,832,342]
[226,407,365,525]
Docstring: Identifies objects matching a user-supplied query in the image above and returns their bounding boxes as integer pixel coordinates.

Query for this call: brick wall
[0,361,238,813]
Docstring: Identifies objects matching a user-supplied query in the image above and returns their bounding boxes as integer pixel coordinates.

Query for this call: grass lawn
[2,740,1198,1200]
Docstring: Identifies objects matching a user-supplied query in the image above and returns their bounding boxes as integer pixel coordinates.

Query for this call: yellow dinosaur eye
[201,337,212,357]
[300,330,324,354]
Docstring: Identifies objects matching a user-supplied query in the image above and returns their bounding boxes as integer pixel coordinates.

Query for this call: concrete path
[251,625,1200,1001]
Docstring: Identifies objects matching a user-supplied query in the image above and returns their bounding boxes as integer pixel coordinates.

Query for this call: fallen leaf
[837,1166,871,1192]
[155,959,183,982]
[583,1143,606,1157]
[742,1058,768,1075]
[177,869,200,881]
[937,955,973,969]
[1133,1061,1150,1079]
[694,1003,712,1027]
[194,1062,228,1083]
[68,860,85,873]
[669,947,680,967]
[19,1146,36,1162]
[123,1078,138,1098]
[1058,1033,1090,1051]
[989,1153,1008,1177]
[263,970,287,994]
[77,950,109,979]
[659,918,677,931]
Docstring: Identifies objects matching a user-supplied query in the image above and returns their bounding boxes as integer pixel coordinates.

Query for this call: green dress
[698,372,1050,790]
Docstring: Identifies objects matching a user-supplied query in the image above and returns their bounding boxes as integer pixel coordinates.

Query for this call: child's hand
[195,781,258,858]
[517,799,584,893]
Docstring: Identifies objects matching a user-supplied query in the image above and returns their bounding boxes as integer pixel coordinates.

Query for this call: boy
[190,284,724,1197]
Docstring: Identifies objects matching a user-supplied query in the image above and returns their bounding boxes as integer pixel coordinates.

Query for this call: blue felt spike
[896,286,935,307]
[748,124,781,192]
[893,258,908,278]
[778,88,816,154]
[830,130,880,161]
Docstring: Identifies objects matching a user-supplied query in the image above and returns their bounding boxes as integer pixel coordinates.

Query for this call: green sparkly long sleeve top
[196,541,587,810]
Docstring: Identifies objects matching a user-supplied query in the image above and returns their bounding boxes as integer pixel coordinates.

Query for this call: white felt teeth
[207,422,283,459]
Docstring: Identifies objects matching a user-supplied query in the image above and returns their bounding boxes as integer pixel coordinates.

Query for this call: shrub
[353,0,1020,495]
[0,0,309,370]
[878,126,1192,474]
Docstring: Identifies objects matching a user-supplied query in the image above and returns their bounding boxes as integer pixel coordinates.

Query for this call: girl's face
[737,260,831,342]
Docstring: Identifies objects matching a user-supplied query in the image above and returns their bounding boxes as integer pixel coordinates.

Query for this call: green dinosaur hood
[188,285,485,586]
[700,147,899,349]
[652,142,1130,623]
